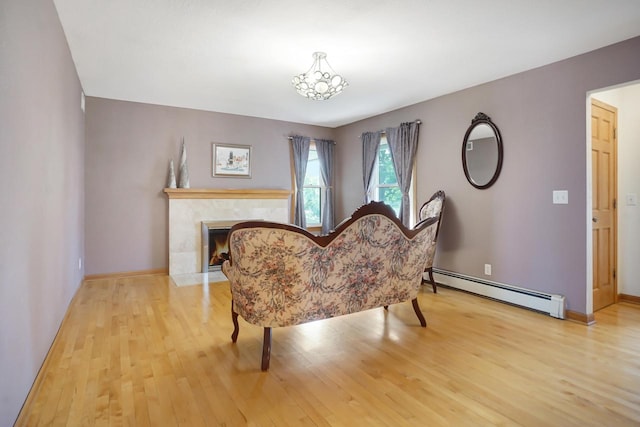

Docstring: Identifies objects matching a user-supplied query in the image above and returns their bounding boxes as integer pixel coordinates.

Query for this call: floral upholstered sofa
[222,201,439,370]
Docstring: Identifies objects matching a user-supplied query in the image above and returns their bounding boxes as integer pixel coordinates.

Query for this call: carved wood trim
[261,328,272,371]
[412,298,427,327]
[227,201,438,258]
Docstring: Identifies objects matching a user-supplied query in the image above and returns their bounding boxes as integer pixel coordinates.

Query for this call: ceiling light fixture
[292,52,348,100]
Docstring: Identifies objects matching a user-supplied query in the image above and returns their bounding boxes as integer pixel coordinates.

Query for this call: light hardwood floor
[17,275,640,426]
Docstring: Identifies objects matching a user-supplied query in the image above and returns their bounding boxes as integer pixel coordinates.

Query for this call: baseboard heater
[431,268,566,319]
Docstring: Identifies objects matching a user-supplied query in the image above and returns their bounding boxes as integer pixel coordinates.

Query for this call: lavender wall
[334,36,640,315]
[0,0,85,424]
[84,98,335,275]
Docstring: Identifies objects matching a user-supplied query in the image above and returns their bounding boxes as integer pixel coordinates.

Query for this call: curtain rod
[286,119,421,142]
[374,119,421,135]
[357,119,422,138]
[287,137,336,144]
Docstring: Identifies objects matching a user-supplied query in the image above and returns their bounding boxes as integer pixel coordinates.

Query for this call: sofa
[222,201,439,370]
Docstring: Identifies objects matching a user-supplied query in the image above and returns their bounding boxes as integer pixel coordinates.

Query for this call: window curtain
[315,138,335,234]
[361,131,382,203]
[291,135,311,227]
[385,121,420,226]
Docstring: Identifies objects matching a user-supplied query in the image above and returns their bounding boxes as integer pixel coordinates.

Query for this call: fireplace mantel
[164,188,291,199]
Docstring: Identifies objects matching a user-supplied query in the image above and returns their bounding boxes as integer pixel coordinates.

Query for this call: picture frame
[212,143,252,178]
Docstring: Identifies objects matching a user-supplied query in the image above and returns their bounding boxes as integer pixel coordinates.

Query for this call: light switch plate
[553,190,568,204]
[626,193,637,206]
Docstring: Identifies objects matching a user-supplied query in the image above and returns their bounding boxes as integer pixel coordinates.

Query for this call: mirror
[462,112,503,189]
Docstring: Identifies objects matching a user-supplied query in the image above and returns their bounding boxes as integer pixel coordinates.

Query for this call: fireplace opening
[208,228,230,271]
[202,220,253,273]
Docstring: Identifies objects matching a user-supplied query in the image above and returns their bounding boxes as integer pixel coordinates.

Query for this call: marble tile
[170,272,206,287]
[170,251,198,275]
[169,270,228,287]
[168,197,289,275]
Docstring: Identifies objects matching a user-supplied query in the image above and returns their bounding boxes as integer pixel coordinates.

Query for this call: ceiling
[53,0,640,128]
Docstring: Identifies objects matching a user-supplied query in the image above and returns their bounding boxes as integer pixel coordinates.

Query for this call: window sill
[306,225,322,235]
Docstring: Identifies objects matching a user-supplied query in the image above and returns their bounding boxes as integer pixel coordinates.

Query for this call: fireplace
[165,188,290,276]
[201,221,243,272]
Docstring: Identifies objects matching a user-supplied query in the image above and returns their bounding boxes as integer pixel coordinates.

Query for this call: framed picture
[212,143,252,178]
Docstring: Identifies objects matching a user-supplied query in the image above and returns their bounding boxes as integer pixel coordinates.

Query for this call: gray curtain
[361,131,382,203]
[315,138,335,234]
[291,135,311,227]
[386,121,420,226]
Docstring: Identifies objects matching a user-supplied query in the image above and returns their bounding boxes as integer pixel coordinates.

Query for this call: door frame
[586,96,594,318]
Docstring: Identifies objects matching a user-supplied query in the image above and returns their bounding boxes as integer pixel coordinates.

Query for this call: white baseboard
[431,269,566,319]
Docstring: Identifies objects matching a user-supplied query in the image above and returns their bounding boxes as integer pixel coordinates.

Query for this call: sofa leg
[412,298,427,327]
[428,268,437,293]
[261,327,272,371]
[231,303,239,343]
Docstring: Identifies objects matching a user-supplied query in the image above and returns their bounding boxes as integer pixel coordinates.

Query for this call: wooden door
[591,98,617,312]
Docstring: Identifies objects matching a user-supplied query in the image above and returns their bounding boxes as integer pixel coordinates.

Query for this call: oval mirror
[462,112,503,189]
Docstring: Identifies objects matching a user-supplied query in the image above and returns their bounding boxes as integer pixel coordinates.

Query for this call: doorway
[588,81,640,315]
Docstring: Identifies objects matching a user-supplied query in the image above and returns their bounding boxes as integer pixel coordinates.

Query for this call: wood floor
[17,275,640,426]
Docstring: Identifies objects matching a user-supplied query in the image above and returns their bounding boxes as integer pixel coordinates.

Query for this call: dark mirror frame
[462,112,503,189]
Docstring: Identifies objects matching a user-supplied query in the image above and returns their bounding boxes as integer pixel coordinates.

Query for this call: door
[591,98,617,311]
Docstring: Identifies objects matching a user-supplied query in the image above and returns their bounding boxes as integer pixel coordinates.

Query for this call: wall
[85,98,335,275]
[593,83,640,297]
[0,0,85,424]
[334,36,640,315]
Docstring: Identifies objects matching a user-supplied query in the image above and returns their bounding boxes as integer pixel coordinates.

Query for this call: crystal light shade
[292,52,348,100]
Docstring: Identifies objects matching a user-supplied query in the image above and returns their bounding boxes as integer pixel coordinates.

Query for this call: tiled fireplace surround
[164,188,291,281]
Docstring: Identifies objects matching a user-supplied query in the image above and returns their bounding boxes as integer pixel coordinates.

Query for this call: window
[303,143,323,226]
[370,137,415,222]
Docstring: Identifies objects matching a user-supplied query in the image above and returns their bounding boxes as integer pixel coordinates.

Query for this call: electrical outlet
[626,193,638,206]
[484,264,492,276]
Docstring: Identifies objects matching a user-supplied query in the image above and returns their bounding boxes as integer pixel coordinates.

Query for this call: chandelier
[292,52,348,100]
